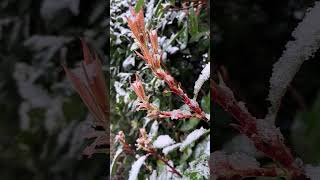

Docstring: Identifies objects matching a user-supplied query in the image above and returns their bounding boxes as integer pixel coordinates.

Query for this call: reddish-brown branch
[154,153,183,177]
[211,80,304,177]
[127,8,209,123]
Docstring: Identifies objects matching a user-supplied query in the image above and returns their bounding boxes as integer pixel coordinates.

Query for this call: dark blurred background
[0,0,108,179]
[213,0,320,167]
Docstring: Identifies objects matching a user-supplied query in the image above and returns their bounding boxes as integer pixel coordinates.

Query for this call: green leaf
[201,93,210,114]
[179,118,200,132]
[189,8,199,36]
[135,0,145,13]
[291,92,320,164]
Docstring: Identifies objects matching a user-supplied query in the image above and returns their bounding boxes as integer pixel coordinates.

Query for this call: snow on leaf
[305,164,320,180]
[266,1,320,122]
[193,62,210,99]
[24,35,72,62]
[122,55,135,70]
[162,143,181,155]
[41,0,80,20]
[149,170,157,180]
[110,148,123,175]
[148,120,159,140]
[180,127,208,151]
[194,135,210,158]
[128,155,148,180]
[153,135,175,149]
[186,155,210,179]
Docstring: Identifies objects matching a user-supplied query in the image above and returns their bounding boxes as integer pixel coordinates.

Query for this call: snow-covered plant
[62,40,109,157]
[111,0,210,179]
[211,1,320,179]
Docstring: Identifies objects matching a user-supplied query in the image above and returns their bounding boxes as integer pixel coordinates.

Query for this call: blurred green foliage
[0,0,108,179]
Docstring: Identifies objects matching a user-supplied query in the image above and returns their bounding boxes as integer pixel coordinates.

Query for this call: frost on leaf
[193,62,210,99]
[180,127,208,151]
[267,1,320,122]
[305,164,320,180]
[153,135,175,149]
[128,155,148,180]
[162,143,181,155]
[186,155,210,179]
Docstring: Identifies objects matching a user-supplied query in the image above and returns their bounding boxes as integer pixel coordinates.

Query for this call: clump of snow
[122,55,135,70]
[162,143,181,155]
[180,127,208,151]
[153,135,175,149]
[128,155,148,180]
[193,62,210,99]
[267,1,320,122]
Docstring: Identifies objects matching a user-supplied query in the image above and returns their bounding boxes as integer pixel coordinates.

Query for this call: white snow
[180,127,208,151]
[193,62,210,99]
[267,1,320,122]
[162,143,181,155]
[128,155,148,180]
[153,135,175,149]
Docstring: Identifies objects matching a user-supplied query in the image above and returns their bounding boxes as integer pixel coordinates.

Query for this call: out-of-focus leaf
[291,92,320,163]
[135,0,145,13]
[189,8,199,36]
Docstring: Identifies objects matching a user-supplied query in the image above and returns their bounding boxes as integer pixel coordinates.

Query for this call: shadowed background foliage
[0,0,108,179]
[213,0,320,170]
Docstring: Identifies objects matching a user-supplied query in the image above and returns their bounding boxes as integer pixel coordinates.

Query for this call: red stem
[211,80,303,177]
